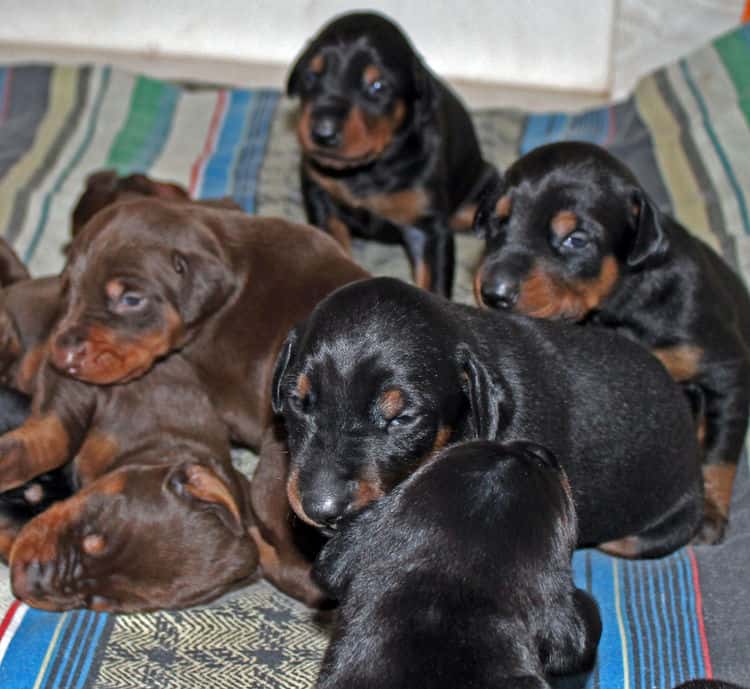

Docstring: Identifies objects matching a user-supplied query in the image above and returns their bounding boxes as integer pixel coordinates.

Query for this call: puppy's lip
[306,149,378,169]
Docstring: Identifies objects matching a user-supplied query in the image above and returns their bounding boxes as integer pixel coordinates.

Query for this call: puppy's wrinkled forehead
[67,200,204,275]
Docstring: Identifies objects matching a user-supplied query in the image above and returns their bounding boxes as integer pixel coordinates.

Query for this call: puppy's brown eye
[82,533,107,556]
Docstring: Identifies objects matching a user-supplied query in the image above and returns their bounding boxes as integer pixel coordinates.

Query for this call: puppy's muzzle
[311,115,342,148]
[480,271,520,310]
[302,491,349,532]
[51,325,90,374]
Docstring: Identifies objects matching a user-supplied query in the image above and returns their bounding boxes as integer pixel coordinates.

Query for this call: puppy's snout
[303,492,348,531]
[311,116,341,148]
[11,557,48,599]
[480,274,519,310]
[53,326,88,369]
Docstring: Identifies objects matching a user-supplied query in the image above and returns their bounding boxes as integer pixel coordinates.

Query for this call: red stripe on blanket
[0,601,21,641]
[688,546,713,678]
[189,90,228,196]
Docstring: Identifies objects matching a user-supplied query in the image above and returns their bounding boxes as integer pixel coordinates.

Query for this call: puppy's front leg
[692,355,750,543]
[301,171,352,253]
[402,221,455,297]
[250,424,328,607]
[0,362,94,492]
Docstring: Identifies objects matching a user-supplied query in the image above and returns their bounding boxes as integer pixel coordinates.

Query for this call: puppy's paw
[690,498,727,545]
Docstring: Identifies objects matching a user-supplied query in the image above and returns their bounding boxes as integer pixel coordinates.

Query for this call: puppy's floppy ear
[272,328,298,414]
[411,57,437,127]
[167,462,245,537]
[286,39,320,96]
[456,342,512,439]
[171,242,235,326]
[505,440,560,471]
[0,238,30,286]
[473,178,506,240]
[83,169,119,192]
[627,189,670,269]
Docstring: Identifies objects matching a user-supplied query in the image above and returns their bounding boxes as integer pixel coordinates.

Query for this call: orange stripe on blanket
[743,1,750,23]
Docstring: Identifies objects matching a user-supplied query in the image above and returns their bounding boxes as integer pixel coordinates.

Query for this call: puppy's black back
[291,277,702,551]
[313,441,597,689]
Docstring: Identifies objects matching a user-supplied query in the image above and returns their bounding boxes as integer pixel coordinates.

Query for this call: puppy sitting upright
[288,11,498,296]
[473,141,750,542]
[313,440,602,689]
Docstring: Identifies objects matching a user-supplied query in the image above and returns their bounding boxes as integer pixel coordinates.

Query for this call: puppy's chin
[305,149,379,171]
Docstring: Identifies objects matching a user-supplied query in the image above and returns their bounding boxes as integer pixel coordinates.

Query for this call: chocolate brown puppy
[273,277,703,560]
[0,198,368,606]
[473,141,750,542]
[288,11,498,296]
[7,354,260,613]
[313,440,601,689]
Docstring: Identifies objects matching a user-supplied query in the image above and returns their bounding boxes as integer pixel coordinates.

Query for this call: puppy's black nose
[303,493,346,530]
[311,116,341,148]
[480,278,519,310]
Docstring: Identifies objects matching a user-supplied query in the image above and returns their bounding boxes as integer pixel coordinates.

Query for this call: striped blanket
[0,22,749,689]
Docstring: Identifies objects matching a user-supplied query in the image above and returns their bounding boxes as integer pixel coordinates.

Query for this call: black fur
[274,277,703,558]
[288,11,498,296]
[312,440,602,689]
[473,141,750,542]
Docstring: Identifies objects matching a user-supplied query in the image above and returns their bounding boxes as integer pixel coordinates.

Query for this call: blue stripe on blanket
[232,90,279,213]
[198,89,253,200]
[571,548,706,689]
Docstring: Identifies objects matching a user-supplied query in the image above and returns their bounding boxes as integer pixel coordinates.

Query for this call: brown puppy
[0,199,369,606]
[6,354,259,612]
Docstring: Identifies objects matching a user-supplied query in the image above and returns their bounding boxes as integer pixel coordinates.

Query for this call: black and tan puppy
[273,277,703,560]
[313,440,602,689]
[473,141,750,542]
[287,11,498,296]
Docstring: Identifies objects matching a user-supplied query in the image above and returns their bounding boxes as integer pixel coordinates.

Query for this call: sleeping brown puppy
[6,354,259,613]
[288,11,498,296]
[0,198,369,606]
[472,141,750,543]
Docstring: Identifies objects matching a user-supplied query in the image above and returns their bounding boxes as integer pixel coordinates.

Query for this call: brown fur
[653,345,704,383]
[379,388,404,419]
[515,256,619,319]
